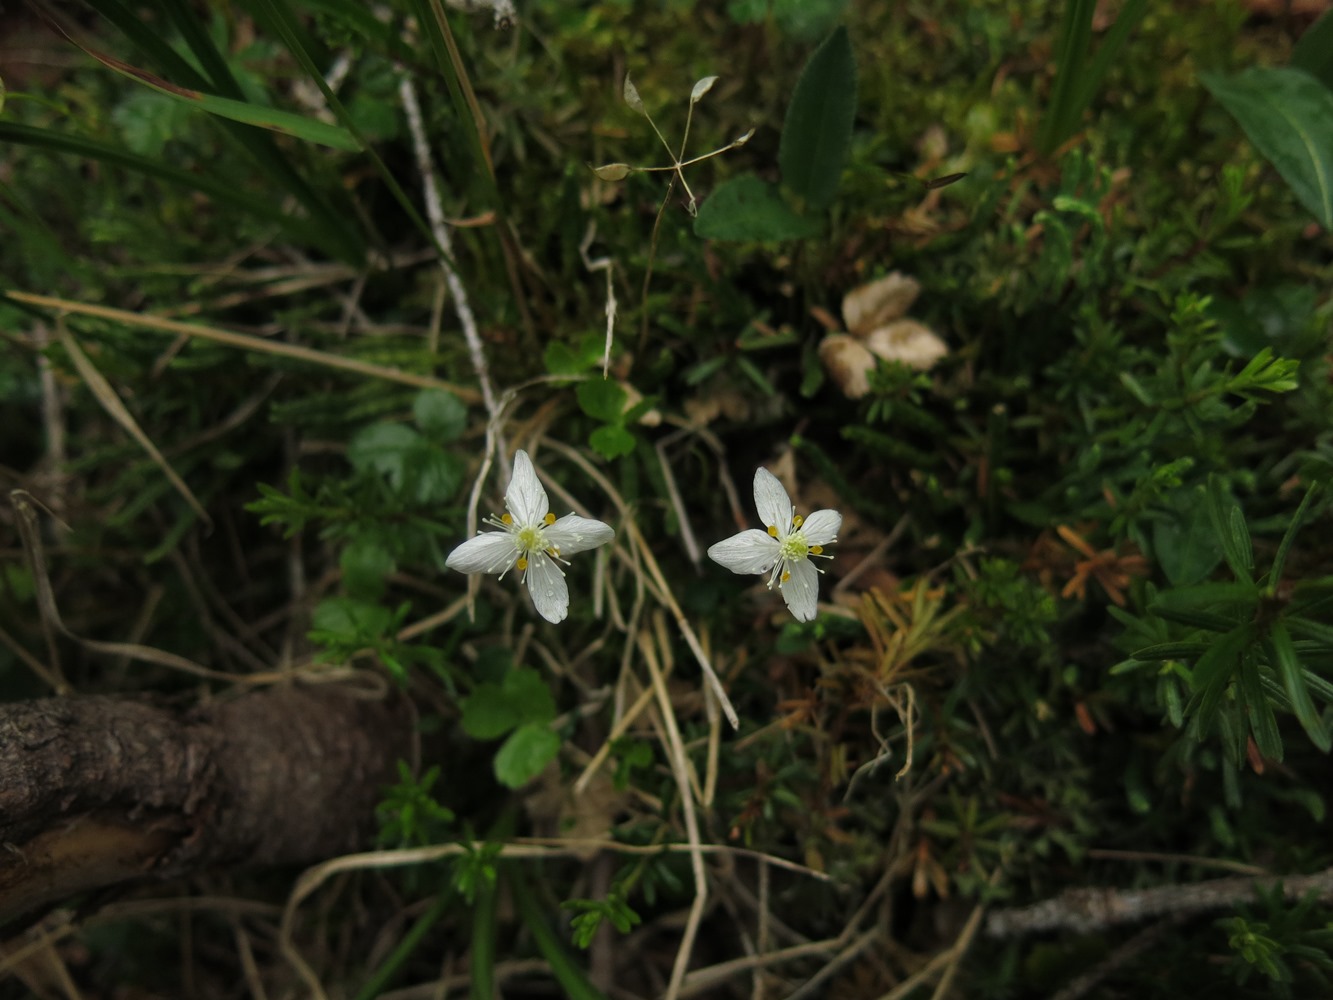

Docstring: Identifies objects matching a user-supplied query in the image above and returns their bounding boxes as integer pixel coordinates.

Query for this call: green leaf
[545,335,604,376]
[111,91,196,156]
[589,424,636,460]
[460,667,556,741]
[1292,10,1333,91]
[1188,623,1258,736]
[576,379,627,422]
[779,26,857,209]
[413,390,468,442]
[309,596,394,644]
[460,683,521,740]
[1269,622,1332,752]
[1201,67,1333,228]
[694,175,824,241]
[1238,657,1283,762]
[494,723,561,788]
[503,667,557,725]
[1268,482,1322,594]
[1153,490,1223,587]
[1205,477,1253,584]
[348,423,462,502]
[341,537,395,599]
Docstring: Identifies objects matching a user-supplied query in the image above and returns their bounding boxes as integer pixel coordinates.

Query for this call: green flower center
[779,532,808,562]
[516,525,544,553]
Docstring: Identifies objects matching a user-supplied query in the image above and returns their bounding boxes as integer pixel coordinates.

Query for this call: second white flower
[707,467,841,622]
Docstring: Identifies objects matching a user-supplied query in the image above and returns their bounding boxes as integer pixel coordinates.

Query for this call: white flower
[707,467,842,622]
[445,450,614,624]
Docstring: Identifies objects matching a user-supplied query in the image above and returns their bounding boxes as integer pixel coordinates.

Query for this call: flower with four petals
[707,467,841,622]
[445,450,615,624]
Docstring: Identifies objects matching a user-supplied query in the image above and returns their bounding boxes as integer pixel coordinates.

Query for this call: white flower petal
[446,531,519,575]
[525,554,569,624]
[708,529,779,576]
[505,450,549,526]
[779,557,820,622]
[753,467,793,535]
[801,509,842,546]
[544,514,615,555]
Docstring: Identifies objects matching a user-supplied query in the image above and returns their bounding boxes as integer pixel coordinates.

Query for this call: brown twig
[985,866,1333,937]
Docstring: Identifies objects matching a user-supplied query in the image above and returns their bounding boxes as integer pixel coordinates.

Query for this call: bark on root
[0,683,412,924]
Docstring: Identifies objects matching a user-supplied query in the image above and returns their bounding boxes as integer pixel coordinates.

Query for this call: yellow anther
[544,512,556,525]
[501,512,513,525]
[547,547,560,557]
[792,514,804,528]
[781,571,791,582]
[767,525,779,537]
[810,545,823,555]
[516,557,528,571]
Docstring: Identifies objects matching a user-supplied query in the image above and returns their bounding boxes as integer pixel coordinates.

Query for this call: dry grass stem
[55,324,211,528]
[398,74,506,471]
[540,439,739,727]
[7,292,481,400]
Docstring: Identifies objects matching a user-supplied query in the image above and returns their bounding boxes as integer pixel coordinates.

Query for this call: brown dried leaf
[865,319,948,371]
[841,271,921,335]
[818,334,876,399]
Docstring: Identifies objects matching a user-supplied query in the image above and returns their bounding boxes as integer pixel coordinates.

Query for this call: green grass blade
[1070,0,1150,114]
[1038,0,1095,153]
[469,873,498,1000]
[353,879,455,1000]
[72,0,365,260]
[249,0,433,260]
[508,864,609,1000]
[0,122,314,238]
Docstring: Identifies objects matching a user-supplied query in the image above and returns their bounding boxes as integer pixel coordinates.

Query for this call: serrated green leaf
[1202,67,1333,228]
[590,424,636,460]
[310,595,394,642]
[348,422,419,478]
[779,25,857,209]
[503,666,557,725]
[413,390,468,442]
[694,175,823,241]
[577,379,627,422]
[348,423,462,502]
[494,723,561,788]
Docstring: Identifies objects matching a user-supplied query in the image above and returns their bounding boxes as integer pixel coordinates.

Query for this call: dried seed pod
[865,319,948,371]
[819,333,877,399]
[841,271,921,335]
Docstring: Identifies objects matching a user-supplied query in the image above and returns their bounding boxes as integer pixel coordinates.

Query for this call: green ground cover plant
[2,0,1333,996]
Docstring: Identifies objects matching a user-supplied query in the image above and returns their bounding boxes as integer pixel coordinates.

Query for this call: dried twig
[985,866,1333,937]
